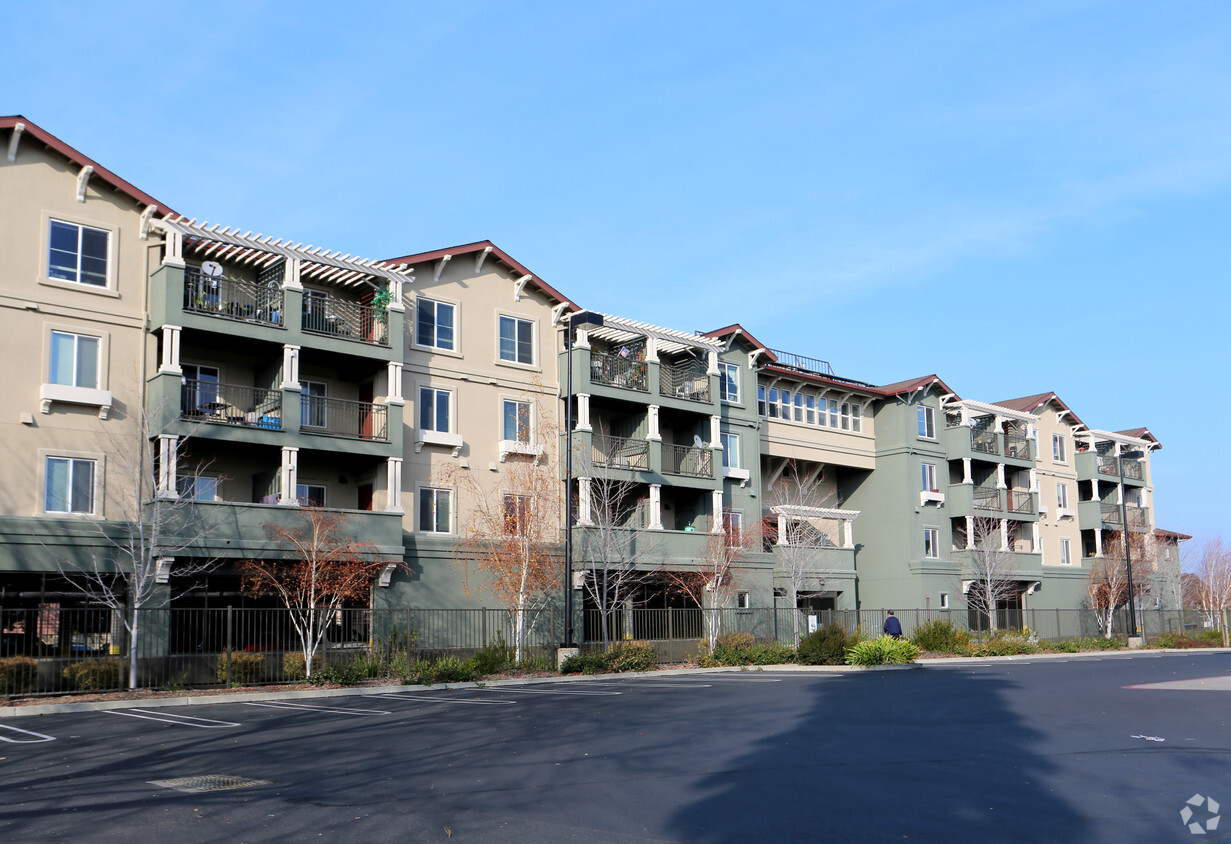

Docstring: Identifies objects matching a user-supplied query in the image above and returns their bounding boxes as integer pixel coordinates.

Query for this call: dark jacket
[883,615,903,638]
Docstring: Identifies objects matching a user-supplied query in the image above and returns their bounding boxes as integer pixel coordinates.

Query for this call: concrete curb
[917,646,1231,666]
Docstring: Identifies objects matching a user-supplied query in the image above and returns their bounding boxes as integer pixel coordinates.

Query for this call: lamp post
[564,310,604,648]
[1118,449,1145,638]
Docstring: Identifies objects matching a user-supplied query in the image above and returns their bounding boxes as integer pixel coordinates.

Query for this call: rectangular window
[794,393,805,422]
[923,527,939,558]
[1056,483,1069,509]
[779,389,792,420]
[48,220,109,287]
[176,476,219,501]
[182,363,220,411]
[418,488,452,534]
[418,386,451,433]
[1059,538,1072,565]
[767,388,779,418]
[850,403,861,433]
[939,592,950,610]
[737,591,751,609]
[917,405,936,438]
[301,380,327,428]
[721,432,740,469]
[503,493,531,536]
[719,362,740,403]
[840,402,853,431]
[757,385,767,417]
[296,484,327,507]
[723,510,743,546]
[44,456,95,514]
[921,463,938,492]
[828,398,838,428]
[416,298,456,351]
[498,315,534,365]
[502,399,531,443]
[49,330,100,388]
[1052,434,1066,462]
[805,395,816,425]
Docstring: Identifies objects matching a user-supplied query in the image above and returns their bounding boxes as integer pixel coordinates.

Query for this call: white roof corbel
[76,164,93,202]
[6,121,24,162]
[513,274,531,301]
[139,205,158,240]
[433,254,452,283]
[475,245,493,273]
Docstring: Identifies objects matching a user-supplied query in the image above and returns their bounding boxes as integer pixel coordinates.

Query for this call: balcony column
[706,350,719,376]
[1115,484,1124,505]
[386,362,404,405]
[842,517,855,550]
[283,257,302,291]
[777,514,789,546]
[644,337,659,363]
[647,405,661,441]
[163,229,184,267]
[996,464,1007,489]
[962,458,973,484]
[279,447,299,506]
[281,345,301,389]
[711,491,724,533]
[709,415,721,447]
[999,519,1009,551]
[576,393,592,432]
[385,457,403,513]
[648,484,663,530]
[577,477,593,525]
[965,516,974,549]
[575,327,591,349]
[1031,522,1040,553]
[388,278,405,311]
[1028,468,1038,492]
[1094,529,1104,557]
[158,325,182,374]
[157,435,178,498]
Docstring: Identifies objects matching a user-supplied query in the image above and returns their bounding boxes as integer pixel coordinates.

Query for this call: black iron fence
[301,395,388,441]
[590,352,648,392]
[184,267,284,326]
[182,379,282,429]
[659,361,710,402]
[301,293,389,345]
[663,443,713,478]
[592,435,650,471]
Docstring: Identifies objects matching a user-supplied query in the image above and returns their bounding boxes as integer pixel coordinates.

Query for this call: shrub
[308,662,363,686]
[1151,632,1220,649]
[911,620,969,654]
[405,656,477,685]
[1199,628,1224,643]
[470,634,514,676]
[216,651,265,685]
[559,651,608,675]
[283,652,307,680]
[798,623,849,665]
[845,636,919,666]
[704,639,795,666]
[607,641,657,673]
[63,658,125,690]
[0,656,37,695]
[715,631,755,651]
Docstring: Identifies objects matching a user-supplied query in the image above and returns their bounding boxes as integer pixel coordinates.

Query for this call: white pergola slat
[588,313,723,356]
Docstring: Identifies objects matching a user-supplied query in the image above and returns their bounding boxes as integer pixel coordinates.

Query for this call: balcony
[302,292,389,346]
[946,426,1035,464]
[183,267,284,327]
[301,396,388,441]
[590,352,648,393]
[1007,489,1036,516]
[592,435,650,471]
[1003,433,1031,461]
[181,380,282,430]
[1121,460,1144,481]
[663,443,713,479]
[971,428,998,456]
[973,485,1001,512]
[658,361,710,403]
[1097,454,1119,476]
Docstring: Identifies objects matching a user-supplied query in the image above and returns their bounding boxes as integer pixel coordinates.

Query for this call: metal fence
[0,605,1222,698]
[184,267,284,326]
[301,395,388,441]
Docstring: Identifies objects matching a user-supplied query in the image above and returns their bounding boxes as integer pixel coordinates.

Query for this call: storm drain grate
[149,774,272,793]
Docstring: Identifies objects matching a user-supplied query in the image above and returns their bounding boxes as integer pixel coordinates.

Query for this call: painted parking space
[0,723,55,743]
[103,708,240,728]
[243,701,394,715]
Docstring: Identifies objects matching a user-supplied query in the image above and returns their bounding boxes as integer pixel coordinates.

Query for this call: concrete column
[578,477,593,525]
[284,257,303,290]
[647,405,661,440]
[281,345,301,389]
[645,337,659,363]
[711,490,724,533]
[279,447,299,505]
[576,393,592,432]
[996,464,1007,489]
[777,514,789,546]
[385,457,403,513]
[1094,529,1104,557]
[965,516,974,549]
[386,362,404,404]
[159,325,182,374]
[164,230,184,266]
[709,415,721,446]
[999,519,1009,551]
[1028,468,1038,492]
[843,518,855,549]
[157,435,177,498]
[962,458,973,484]
[575,328,591,349]
[388,278,405,310]
[648,484,663,530]
[1116,484,1123,504]
[706,350,719,375]
[1031,522,1040,552]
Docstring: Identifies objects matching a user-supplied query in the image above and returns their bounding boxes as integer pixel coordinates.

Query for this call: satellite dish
[693,434,704,449]
[201,261,224,278]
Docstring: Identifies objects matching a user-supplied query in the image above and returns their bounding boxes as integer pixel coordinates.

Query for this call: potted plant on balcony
[367,286,392,343]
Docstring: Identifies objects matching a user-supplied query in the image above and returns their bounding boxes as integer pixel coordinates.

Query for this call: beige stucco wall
[756,373,876,470]
[1032,402,1083,569]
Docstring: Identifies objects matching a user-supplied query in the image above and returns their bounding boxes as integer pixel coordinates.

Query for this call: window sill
[1057,507,1076,519]
[920,491,946,506]
[413,343,462,358]
[415,429,463,455]
[39,277,120,298]
[40,383,113,419]
[499,440,541,462]
[723,466,751,481]
[494,358,541,374]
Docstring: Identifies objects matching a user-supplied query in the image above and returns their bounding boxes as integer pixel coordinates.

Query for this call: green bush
[608,641,657,672]
[405,656,478,685]
[216,650,265,685]
[845,636,920,666]
[1058,636,1122,651]
[715,631,755,651]
[63,658,125,690]
[967,634,1038,657]
[308,662,364,686]
[911,620,970,654]
[560,651,609,675]
[1151,632,1220,649]
[798,623,849,665]
[703,639,796,667]
[0,656,37,695]
[470,634,514,676]
[283,652,307,680]
[1199,628,1224,643]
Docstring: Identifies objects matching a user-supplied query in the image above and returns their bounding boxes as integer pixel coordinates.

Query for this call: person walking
[883,610,903,639]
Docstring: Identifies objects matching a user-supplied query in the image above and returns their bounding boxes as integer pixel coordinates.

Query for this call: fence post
[481,608,489,647]
[224,605,233,687]
[406,607,412,652]
[668,606,674,641]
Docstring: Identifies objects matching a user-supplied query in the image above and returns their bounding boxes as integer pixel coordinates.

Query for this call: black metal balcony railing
[663,443,713,479]
[302,293,389,346]
[1003,433,1031,460]
[184,267,284,327]
[973,485,1001,511]
[301,396,388,441]
[590,352,648,392]
[1008,489,1035,515]
[1126,506,1150,531]
[181,380,282,429]
[591,435,650,471]
[1100,503,1123,526]
[659,361,710,403]
[1121,460,1144,480]
[970,428,998,455]
[767,348,834,376]
[1097,455,1119,475]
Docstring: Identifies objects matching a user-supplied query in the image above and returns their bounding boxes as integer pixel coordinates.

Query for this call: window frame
[1056,482,1069,509]
[939,592,950,610]
[721,432,740,469]
[502,492,532,536]
[418,487,453,534]
[497,314,536,367]
[921,462,938,493]
[300,380,328,429]
[295,483,327,507]
[757,385,767,417]
[415,296,458,353]
[923,527,940,559]
[177,474,220,502]
[736,590,751,610]
[917,404,936,439]
[723,510,743,547]
[49,330,101,389]
[47,218,111,289]
[719,362,740,404]
[42,454,98,515]
[418,386,452,433]
[1059,538,1072,566]
[501,398,533,445]
[1052,434,1067,463]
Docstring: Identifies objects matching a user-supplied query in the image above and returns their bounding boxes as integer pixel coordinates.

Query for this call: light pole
[564,310,604,648]
[1119,449,1145,638]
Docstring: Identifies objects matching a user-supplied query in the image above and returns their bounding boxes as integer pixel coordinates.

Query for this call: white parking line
[104,709,239,728]
[372,693,518,706]
[244,701,392,715]
[570,681,715,688]
[480,687,621,696]
[657,675,783,682]
[0,724,55,743]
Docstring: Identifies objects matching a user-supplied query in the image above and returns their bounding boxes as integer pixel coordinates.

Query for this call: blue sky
[9,1,1230,546]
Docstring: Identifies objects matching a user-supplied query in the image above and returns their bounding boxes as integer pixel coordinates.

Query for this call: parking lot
[2,651,1230,842]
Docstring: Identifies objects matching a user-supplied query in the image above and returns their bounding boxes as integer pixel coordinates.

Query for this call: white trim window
[498,315,535,365]
[921,462,938,493]
[48,219,109,287]
[721,432,740,469]
[939,592,950,610]
[416,297,456,351]
[736,590,751,609]
[419,386,452,433]
[502,493,531,536]
[917,405,936,439]
[45,456,96,514]
[300,380,327,428]
[49,330,100,388]
[766,387,779,418]
[296,483,327,507]
[805,395,816,425]
[719,362,740,403]
[778,389,792,420]
[1056,483,1069,509]
[177,475,219,501]
[724,510,743,546]
[1059,538,1072,565]
[418,487,452,534]
[1052,434,1067,463]
[923,527,940,559]
[826,397,838,428]
[502,399,531,444]
[757,385,767,417]
[840,402,861,432]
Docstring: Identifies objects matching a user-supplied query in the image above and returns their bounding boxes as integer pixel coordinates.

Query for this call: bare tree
[1085,553,1130,638]
[763,461,842,646]
[55,408,218,689]
[239,507,398,676]
[1147,535,1184,611]
[660,513,760,650]
[1191,535,1231,647]
[963,516,1021,633]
